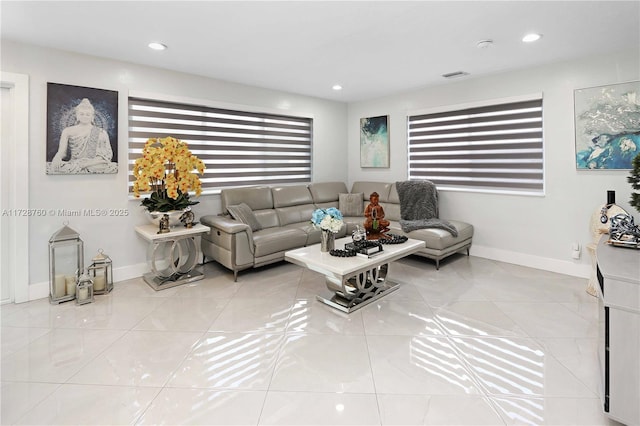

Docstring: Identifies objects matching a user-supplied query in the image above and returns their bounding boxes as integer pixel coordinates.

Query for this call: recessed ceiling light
[442,71,469,79]
[332,84,343,91]
[148,42,167,51]
[522,33,542,43]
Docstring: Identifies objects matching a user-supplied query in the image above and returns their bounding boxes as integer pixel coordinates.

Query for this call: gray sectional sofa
[201,181,473,280]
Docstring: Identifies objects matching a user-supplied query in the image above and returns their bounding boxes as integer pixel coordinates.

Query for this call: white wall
[1,40,348,297]
[348,49,640,277]
[3,39,637,297]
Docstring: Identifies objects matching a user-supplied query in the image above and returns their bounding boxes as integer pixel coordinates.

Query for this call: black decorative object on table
[600,190,618,224]
[330,240,384,257]
[608,213,640,249]
[378,233,408,244]
[329,248,358,257]
[328,234,406,257]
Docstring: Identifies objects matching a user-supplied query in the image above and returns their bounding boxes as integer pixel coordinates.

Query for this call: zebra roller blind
[407,95,544,194]
[128,97,313,194]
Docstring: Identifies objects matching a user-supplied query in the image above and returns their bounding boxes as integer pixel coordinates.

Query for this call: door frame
[1,72,30,303]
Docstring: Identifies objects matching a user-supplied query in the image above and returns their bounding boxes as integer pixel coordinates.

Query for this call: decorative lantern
[76,269,94,305]
[49,222,84,304]
[88,249,113,295]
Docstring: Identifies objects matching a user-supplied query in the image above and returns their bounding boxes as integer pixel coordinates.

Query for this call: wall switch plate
[572,242,581,259]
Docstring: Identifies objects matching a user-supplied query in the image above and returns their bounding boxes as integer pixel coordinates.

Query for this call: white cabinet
[596,237,640,425]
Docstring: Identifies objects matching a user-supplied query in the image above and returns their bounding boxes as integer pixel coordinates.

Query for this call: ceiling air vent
[442,71,469,79]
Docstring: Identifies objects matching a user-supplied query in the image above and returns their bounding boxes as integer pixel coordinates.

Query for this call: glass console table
[135,223,209,291]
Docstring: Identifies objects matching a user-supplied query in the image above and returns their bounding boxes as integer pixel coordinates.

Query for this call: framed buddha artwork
[46,83,118,174]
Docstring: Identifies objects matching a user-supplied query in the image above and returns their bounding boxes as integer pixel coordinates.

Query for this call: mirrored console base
[316,280,400,313]
[142,269,204,291]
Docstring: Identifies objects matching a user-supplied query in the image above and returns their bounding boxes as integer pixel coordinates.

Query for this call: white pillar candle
[78,287,89,301]
[54,275,66,298]
[65,276,76,296]
[93,275,105,292]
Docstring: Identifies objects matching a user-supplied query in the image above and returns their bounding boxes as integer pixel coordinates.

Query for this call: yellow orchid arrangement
[133,137,206,212]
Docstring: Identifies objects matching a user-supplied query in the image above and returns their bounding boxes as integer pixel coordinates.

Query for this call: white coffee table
[285,237,426,313]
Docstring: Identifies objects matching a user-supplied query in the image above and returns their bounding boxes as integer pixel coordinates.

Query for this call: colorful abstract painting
[575,81,640,170]
[360,115,389,168]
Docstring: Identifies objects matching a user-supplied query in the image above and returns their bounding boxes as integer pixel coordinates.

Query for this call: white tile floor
[1,254,622,425]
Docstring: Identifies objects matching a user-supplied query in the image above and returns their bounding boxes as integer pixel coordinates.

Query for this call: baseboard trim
[25,249,590,301]
[470,245,591,279]
[27,263,148,302]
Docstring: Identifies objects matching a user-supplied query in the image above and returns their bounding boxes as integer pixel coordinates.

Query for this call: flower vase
[145,210,185,227]
[320,230,335,252]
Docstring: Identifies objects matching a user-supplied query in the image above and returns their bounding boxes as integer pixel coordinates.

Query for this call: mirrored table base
[142,268,204,291]
[317,263,400,313]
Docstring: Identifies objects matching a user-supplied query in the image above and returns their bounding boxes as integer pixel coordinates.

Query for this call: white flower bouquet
[311,207,344,233]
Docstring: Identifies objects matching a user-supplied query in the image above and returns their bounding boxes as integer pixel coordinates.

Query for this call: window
[407,94,544,195]
[128,96,313,194]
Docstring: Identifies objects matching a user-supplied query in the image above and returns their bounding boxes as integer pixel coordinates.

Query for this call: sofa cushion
[388,183,400,204]
[272,185,313,207]
[309,182,348,204]
[276,204,316,226]
[227,203,262,232]
[404,220,473,250]
[222,186,273,212]
[339,192,364,217]
[351,182,392,202]
[382,202,401,222]
[252,227,308,257]
[253,209,280,229]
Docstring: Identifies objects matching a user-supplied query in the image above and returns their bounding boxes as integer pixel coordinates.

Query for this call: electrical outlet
[571,242,581,260]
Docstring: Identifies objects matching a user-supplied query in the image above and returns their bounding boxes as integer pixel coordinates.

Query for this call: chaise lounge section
[201,181,473,280]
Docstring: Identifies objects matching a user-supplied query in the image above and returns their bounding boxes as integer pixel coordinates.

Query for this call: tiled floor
[1,254,621,425]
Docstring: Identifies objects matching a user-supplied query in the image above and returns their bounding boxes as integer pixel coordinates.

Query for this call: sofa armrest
[200,214,256,264]
[201,214,251,234]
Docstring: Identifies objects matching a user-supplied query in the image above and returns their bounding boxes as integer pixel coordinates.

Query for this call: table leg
[318,263,400,313]
[144,236,204,290]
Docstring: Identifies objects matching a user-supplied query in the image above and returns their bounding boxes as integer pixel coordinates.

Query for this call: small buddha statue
[364,192,390,239]
[157,214,171,234]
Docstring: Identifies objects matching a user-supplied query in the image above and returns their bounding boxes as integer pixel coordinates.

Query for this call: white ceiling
[2,1,639,102]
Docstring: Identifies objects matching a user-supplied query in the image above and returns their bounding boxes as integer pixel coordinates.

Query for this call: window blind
[407,96,544,194]
[128,97,313,194]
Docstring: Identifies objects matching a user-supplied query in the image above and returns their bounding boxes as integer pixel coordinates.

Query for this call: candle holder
[75,269,94,305]
[88,249,113,295]
[64,272,78,300]
[49,222,84,304]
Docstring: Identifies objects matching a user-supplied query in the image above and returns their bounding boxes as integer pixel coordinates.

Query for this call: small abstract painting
[360,115,389,168]
[46,83,118,174]
[574,81,640,170]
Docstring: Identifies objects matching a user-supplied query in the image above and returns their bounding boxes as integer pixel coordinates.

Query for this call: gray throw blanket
[396,180,458,237]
